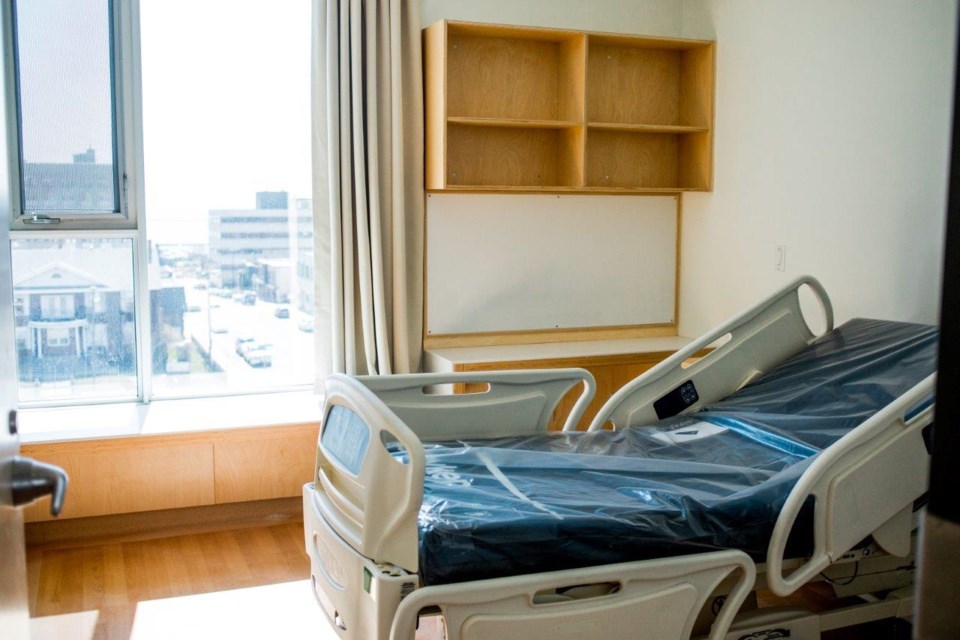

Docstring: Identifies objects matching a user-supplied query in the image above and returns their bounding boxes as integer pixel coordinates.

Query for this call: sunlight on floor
[30,579,446,640]
[30,609,99,640]
[28,580,328,640]
[129,579,328,639]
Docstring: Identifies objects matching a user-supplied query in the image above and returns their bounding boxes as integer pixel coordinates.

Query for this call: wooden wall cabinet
[424,21,715,193]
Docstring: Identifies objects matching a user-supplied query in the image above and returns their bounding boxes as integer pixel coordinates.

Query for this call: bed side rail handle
[390,549,756,640]
[765,374,935,597]
[589,275,833,431]
[315,374,426,573]
[355,368,597,435]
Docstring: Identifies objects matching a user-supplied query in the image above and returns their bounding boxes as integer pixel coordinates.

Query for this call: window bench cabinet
[19,422,319,523]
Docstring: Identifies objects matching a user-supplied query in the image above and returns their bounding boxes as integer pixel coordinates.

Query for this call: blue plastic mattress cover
[406,319,938,586]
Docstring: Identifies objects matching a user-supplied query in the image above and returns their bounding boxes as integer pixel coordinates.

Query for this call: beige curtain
[312,0,425,377]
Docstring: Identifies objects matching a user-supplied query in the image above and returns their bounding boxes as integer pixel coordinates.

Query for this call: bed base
[305,276,933,640]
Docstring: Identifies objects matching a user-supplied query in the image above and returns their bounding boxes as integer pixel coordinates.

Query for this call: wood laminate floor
[26,521,446,640]
[26,520,905,640]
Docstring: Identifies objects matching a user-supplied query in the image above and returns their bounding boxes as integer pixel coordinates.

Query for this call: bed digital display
[321,405,371,476]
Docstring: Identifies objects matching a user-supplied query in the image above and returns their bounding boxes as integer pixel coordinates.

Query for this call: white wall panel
[427,194,677,334]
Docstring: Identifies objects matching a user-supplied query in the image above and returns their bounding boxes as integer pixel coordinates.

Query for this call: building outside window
[11,238,137,403]
[4,0,315,409]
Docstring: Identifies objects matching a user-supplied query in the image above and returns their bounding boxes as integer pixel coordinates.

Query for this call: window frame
[2,0,150,407]
[2,0,143,232]
[9,228,145,408]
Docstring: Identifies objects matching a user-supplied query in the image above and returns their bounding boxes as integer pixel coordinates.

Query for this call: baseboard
[25,496,302,551]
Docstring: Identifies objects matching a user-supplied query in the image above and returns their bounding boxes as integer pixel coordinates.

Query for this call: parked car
[242,343,273,367]
[274,306,290,319]
[298,318,314,333]
[241,292,257,305]
[235,336,256,355]
[186,304,201,312]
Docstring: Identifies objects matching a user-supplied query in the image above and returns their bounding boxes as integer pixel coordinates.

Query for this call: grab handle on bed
[356,368,597,435]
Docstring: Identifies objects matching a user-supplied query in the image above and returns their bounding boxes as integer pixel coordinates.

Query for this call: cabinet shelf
[448,117,582,129]
[587,122,709,134]
[425,21,715,193]
[446,123,584,188]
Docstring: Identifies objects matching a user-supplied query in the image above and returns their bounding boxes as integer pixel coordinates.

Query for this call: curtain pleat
[312,0,424,379]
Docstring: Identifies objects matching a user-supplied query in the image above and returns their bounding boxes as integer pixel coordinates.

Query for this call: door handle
[11,456,68,516]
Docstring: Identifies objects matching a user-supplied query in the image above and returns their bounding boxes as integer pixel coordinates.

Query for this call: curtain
[311,0,425,377]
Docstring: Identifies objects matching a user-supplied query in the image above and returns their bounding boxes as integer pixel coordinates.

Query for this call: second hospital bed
[303,276,937,640]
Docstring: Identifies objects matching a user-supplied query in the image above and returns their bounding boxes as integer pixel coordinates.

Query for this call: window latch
[23,214,61,225]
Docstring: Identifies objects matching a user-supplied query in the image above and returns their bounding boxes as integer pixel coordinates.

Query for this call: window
[10,237,138,404]
[11,0,124,220]
[4,0,315,409]
[141,0,313,399]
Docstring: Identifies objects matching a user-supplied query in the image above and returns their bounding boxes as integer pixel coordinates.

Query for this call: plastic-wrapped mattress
[408,319,938,586]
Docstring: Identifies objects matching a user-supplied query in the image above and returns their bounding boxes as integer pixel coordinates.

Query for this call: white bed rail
[765,373,935,596]
[390,550,756,640]
[315,374,427,574]
[589,276,833,431]
[354,368,596,436]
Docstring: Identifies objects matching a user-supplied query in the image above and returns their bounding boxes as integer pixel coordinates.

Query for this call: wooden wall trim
[424,323,677,349]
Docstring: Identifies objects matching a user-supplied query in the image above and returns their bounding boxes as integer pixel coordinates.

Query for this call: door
[0,28,66,630]
[0,129,27,635]
[1,409,29,639]
[0,169,67,640]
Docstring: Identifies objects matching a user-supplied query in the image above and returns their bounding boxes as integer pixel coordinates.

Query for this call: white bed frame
[303,276,934,640]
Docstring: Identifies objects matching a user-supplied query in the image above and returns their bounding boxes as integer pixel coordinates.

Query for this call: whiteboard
[426,194,678,335]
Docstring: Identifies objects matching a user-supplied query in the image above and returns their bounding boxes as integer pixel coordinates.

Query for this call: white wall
[678,0,957,336]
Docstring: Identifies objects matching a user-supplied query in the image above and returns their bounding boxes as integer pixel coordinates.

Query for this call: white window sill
[18,390,324,444]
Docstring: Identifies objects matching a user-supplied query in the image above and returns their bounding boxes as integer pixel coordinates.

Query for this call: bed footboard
[390,550,755,640]
[765,374,935,596]
[314,374,427,575]
[589,276,833,431]
[354,368,596,437]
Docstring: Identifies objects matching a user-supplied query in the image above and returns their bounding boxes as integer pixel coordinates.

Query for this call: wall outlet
[775,244,786,271]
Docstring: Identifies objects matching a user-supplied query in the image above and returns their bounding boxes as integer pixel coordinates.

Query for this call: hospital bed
[303,276,937,640]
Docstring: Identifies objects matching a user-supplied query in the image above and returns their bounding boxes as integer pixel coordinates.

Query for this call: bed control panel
[654,380,700,420]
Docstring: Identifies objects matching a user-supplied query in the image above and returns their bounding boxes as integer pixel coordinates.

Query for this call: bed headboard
[590,276,834,430]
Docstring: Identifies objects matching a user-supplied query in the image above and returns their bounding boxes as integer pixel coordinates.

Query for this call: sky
[140,0,312,244]
[19,0,313,244]
[18,0,114,164]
